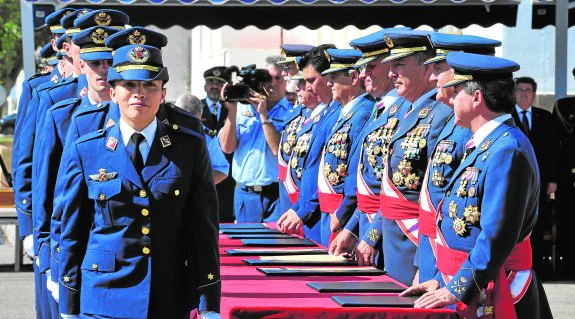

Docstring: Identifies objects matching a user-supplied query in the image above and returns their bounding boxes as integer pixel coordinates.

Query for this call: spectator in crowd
[512,76,560,276]
[176,93,229,184]
[200,67,235,222]
[219,56,293,222]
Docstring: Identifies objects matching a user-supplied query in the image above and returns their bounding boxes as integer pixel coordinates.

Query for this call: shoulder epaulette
[47,77,78,91]
[29,73,48,81]
[76,128,106,144]
[51,97,81,111]
[167,121,204,140]
[73,101,111,118]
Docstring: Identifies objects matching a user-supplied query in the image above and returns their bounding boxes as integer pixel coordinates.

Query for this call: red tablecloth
[218,230,458,319]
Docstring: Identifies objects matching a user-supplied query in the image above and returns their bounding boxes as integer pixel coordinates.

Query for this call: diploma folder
[331,295,418,307]
[257,267,385,276]
[240,238,317,247]
[226,234,296,239]
[225,248,328,256]
[244,254,357,266]
[219,223,268,229]
[220,228,282,234]
[306,281,405,293]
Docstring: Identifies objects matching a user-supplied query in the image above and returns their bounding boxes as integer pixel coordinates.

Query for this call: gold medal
[444,154,453,165]
[468,186,476,197]
[448,201,458,219]
[419,139,426,148]
[453,217,467,236]
[373,145,381,155]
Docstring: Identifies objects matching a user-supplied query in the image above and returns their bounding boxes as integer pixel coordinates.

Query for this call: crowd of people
[11,5,567,319]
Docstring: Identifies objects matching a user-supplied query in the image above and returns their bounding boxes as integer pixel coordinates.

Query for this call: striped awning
[30,0,520,29]
[532,0,574,29]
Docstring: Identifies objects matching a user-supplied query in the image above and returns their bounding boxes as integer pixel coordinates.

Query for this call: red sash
[318,192,343,213]
[278,155,288,182]
[437,239,532,319]
[357,193,379,213]
[418,207,437,237]
[379,196,420,220]
[288,192,299,204]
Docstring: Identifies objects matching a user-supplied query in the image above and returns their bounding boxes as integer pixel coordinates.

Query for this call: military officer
[416,33,501,283]
[357,30,452,285]
[277,44,342,242]
[329,28,409,259]
[58,43,220,319]
[277,45,315,215]
[277,44,314,77]
[402,52,552,319]
[312,48,372,246]
[49,26,201,305]
[34,25,121,308]
[40,42,59,73]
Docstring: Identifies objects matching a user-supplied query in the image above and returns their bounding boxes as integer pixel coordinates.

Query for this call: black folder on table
[257,267,385,276]
[225,248,328,256]
[332,295,418,307]
[306,281,404,293]
[227,234,295,239]
[220,228,281,235]
[219,223,268,230]
[241,238,317,247]
[243,257,357,266]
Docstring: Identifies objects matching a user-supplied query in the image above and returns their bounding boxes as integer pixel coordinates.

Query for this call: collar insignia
[79,86,88,97]
[106,136,118,151]
[160,135,172,148]
[389,104,398,116]
[105,118,115,128]
[480,138,491,152]
[418,108,430,118]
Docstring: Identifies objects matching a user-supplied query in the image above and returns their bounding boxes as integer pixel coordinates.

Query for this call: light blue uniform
[204,126,230,176]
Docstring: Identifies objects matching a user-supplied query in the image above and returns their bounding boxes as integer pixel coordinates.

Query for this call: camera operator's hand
[221,82,237,111]
[249,90,268,119]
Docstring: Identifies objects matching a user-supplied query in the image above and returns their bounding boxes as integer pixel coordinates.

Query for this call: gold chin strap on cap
[114,65,162,72]
[329,63,357,69]
[390,46,428,55]
[80,47,113,54]
[363,48,389,58]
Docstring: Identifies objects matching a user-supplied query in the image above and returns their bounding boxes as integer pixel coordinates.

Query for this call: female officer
[58,43,221,319]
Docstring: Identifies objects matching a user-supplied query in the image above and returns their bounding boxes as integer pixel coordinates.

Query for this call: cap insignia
[128,46,150,64]
[128,30,146,45]
[213,69,221,77]
[90,28,109,45]
[384,35,394,48]
[94,12,112,27]
[324,50,331,63]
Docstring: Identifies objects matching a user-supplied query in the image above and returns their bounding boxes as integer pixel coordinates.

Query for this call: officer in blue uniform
[58,43,220,319]
[33,26,121,310]
[416,33,501,284]
[49,26,201,305]
[358,30,453,286]
[329,28,408,258]
[277,45,314,215]
[314,48,372,246]
[403,52,552,319]
[277,45,342,242]
[40,42,59,72]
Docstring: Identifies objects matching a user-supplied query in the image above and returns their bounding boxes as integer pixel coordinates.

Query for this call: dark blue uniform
[58,122,220,318]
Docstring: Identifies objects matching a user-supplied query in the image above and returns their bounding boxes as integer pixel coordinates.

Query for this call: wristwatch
[261,118,273,125]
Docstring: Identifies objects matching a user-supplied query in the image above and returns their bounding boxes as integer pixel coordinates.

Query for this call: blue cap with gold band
[45,9,77,35]
[105,26,168,50]
[73,26,120,61]
[290,57,305,80]
[107,44,169,84]
[381,30,433,63]
[425,33,501,65]
[73,9,129,35]
[40,42,58,66]
[278,44,314,65]
[55,35,68,59]
[321,49,363,75]
[349,27,411,67]
[61,9,93,37]
[442,52,520,88]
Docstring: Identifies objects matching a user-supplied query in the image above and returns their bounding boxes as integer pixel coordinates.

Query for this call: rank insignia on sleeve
[389,104,398,116]
[106,137,118,151]
[89,168,118,182]
[79,86,88,97]
[160,135,172,148]
[418,108,430,118]
[368,228,380,242]
[105,118,116,128]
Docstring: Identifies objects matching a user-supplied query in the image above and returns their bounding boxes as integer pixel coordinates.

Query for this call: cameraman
[219,56,293,223]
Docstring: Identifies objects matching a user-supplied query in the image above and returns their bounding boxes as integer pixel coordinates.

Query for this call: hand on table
[277,210,303,235]
[355,240,377,266]
[328,230,357,256]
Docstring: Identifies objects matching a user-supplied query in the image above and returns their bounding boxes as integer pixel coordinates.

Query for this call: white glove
[60,314,79,319]
[52,284,60,304]
[200,311,222,319]
[46,269,54,292]
[23,235,34,257]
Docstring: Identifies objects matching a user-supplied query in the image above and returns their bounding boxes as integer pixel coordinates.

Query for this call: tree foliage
[0,0,23,88]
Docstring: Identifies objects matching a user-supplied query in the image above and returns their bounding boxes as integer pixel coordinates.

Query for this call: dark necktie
[212,104,219,123]
[130,133,145,174]
[520,110,530,135]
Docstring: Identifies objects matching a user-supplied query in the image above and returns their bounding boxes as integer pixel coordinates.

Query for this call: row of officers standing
[12,8,220,319]
[207,29,556,318]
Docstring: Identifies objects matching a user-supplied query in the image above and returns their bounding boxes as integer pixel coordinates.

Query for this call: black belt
[239,182,279,193]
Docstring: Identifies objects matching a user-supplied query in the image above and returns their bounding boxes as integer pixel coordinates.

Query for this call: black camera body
[224,65,272,102]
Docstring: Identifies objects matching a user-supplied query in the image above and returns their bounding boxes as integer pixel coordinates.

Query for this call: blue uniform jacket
[434,120,539,305]
[417,114,472,282]
[278,103,309,214]
[364,89,452,285]
[12,75,72,239]
[341,96,408,237]
[289,101,341,227]
[318,93,373,220]
[58,122,220,317]
[50,102,202,282]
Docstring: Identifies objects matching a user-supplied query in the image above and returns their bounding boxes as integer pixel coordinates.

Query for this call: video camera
[223,64,272,102]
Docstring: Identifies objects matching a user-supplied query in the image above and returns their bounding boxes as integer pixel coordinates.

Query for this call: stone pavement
[0,226,573,318]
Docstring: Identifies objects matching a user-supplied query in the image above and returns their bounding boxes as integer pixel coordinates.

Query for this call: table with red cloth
[217,227,458,319]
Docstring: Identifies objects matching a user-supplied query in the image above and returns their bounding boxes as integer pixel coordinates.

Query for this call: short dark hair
[298,43,336,74]
[463,78,515,114]
[514,77,537,92]
[413,50,435,65]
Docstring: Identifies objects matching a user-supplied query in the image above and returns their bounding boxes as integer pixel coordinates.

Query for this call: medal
[453,217,467,236]
[468,186,476,197]
[448,201,458,218]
